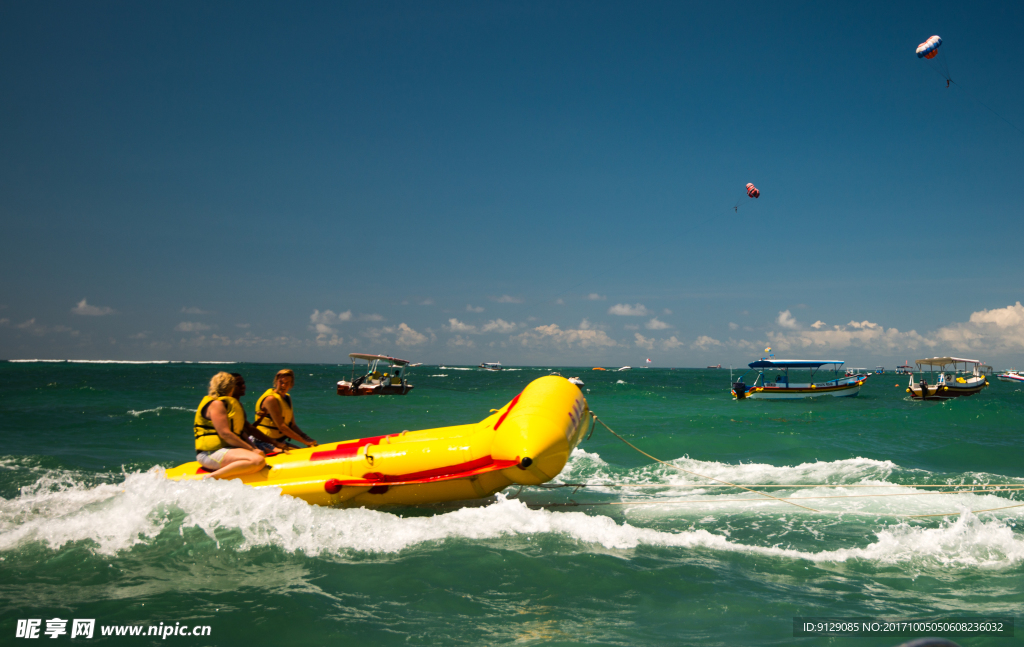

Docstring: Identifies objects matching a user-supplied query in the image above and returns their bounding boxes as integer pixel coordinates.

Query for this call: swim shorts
[196,448,230,470]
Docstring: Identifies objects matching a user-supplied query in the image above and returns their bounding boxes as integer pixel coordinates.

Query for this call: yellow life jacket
[193,396,243,452]
[255,389,293,439]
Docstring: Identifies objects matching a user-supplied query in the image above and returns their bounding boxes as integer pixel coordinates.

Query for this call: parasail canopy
[916,35,942,59]
[746,183,759,199]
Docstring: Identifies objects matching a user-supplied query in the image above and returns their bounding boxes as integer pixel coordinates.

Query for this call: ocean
[1,361,1021,646]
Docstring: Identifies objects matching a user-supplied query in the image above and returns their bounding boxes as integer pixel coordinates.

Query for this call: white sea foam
[428,374,449,377]
[0,467,1021,569]
[127,406,192,417]
[438,367,475,371]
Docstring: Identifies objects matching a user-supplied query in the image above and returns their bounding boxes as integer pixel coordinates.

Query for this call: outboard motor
[918,379,928,398]
[733,382,748,399]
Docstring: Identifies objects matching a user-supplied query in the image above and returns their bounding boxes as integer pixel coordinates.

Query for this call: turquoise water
[1,362,1022,645]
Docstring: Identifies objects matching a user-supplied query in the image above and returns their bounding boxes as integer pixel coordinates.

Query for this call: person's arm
[242,421,292,450]
[263,397,314,447]
[288,419,317,447]
[209,400,262,454]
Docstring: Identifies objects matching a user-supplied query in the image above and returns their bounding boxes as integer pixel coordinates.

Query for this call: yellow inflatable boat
[166,376,592,507]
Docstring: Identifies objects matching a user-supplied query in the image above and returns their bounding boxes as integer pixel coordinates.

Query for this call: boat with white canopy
[906,357,989,400]
[731,359,867,399]
[337,353,415,396]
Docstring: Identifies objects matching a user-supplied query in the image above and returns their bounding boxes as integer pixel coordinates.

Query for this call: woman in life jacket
[193,372,266,479]
[254,369,318,447]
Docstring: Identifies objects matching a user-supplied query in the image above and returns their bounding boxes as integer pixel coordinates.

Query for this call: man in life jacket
[194,372,266,479]
[229,372,292,453]
[255,369,318,448]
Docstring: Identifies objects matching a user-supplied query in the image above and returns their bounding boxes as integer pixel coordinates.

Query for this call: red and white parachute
[916,35,941,59]
[746,183,759,199]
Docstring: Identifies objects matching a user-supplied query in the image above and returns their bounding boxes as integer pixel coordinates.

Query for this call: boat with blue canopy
[731,358,867,400]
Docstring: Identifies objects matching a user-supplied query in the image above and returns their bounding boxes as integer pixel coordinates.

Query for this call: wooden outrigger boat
[337,353,414,396]
[732,359,867,400]
[907,357,990,400]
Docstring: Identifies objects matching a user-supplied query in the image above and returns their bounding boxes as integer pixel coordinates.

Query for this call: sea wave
[1,467,1022,568]
[127,406,193,417]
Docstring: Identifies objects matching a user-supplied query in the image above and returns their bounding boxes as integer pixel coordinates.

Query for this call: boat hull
[733,381,863,400]
[336,381,414,396]
[166,376,591,507]
[997,374,1024,383]
[908,380,988,400]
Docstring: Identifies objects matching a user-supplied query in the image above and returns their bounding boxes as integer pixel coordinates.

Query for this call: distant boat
[707,364,722,369]
[617,366,631,371]
[874,366,885,374]
[906,357,989,400]
[478,362,502,371]
[568,377,584,386]
[997,370,1024,383]
[337,353,415,396]
[732,359,867,400]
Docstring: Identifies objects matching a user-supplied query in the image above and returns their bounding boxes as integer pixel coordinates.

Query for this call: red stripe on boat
[310,434,393,461]
[493,393,521,430]
[337,456,519,487]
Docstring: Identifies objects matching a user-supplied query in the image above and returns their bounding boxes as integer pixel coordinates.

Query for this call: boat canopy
[748,359,844,369]
[915,357,980,367]
[349,353,410,365]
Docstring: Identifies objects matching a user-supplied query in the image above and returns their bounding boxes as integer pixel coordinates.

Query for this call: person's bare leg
[207,449,265,480]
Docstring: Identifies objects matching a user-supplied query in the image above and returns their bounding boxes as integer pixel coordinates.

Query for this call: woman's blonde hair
[274,369,294,382]
[208,372,236,397]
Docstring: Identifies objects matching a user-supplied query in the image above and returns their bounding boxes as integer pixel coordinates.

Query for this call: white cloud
[16,319,78,337]
[310,309,352,325]
[777,310,800,329]
[129,332,149,339]
[931,302,1024,353]
[466,305,485,313]
[447,335,475,348]
[511,323,617,349]
[71,298,114,316]
[663,308,673,315]
[481,318,517,334]
[608,303,649,316]
[692,335,723,350]
[393,323,428,346]
[181,306,211,315]
[0,318,9,325]
[175,322,211,332]
[494,295,524,304]
[811,320,826,329]
[555,298,565,305]
[359,313,385,321]
[728,322,739,330]
[634,333,654,350]
[313,323,337,335]
[662,336,683,350]
[236,323,250,329]
[315,329,344,346]
[769,319,930,353]
[446,318,478,334]
[419,299,434,306]
[587,293,606,301]
[645,317,670,330]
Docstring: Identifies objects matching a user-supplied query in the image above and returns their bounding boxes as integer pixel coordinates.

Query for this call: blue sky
[2,1,1023,366]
